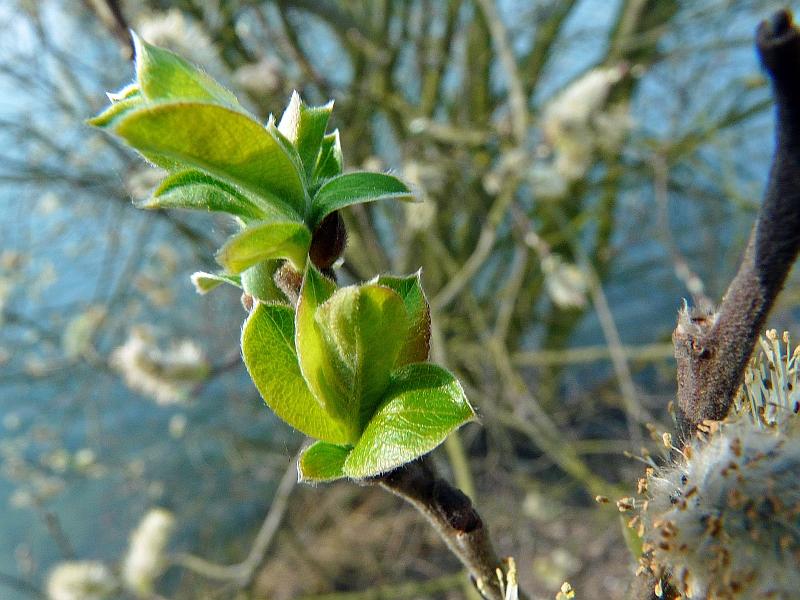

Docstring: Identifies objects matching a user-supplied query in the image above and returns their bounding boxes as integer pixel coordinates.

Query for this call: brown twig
[83,0,134,59]
[673,9,800,437]
[374,456,523,600]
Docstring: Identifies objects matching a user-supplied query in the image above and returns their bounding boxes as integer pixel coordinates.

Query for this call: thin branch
[512,342,674,367]
[172,451,298,588]
[652,152,712,307]
[582,261,647,442]
[0,572,45,599]
[432,173,520,312]
[83,0,134,59]
[36,506,75,560]
[273,1,331,93]
[673,10,800,435]
[521,0,578,94]
[373,456,525,600]
[297,572,466,600]
[474,0,528,145]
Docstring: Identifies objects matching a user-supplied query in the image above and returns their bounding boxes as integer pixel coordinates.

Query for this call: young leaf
[113,102,306,214]
[298,441,351,483]
[372,271,431,365]
[278,92,334,179]
[295,266,356,438]
[190,271,242,295]
[107,82,140,102]
[133,32,242,109]
[343,363,476,478]
[313,130,343,182]
[314,284,409,430]
[240,259,283,303]
[241,303,350,444]
[87,93,147,129]
[265,117,309,210]
[138,170,268,221]
[310,172,415,228]
[215,219,311,273]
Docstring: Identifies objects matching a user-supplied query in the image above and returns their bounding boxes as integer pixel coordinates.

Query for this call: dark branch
[374,456,521,600]
[673,9,800,435]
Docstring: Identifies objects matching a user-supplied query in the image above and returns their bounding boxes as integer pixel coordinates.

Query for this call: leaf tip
[84,115,103,128]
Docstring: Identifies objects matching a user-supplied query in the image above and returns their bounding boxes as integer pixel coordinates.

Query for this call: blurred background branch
[0,1,796,598]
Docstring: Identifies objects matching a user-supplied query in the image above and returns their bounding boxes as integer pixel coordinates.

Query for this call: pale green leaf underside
[297,441,350,482]
[113,102,306,214]
[343,363,476,478]
[215,219,310,273]
[138,170,268,221]
[241,303,349,444]
[373,272,431,366]
[190,271,241,295]
[310,172,415,228]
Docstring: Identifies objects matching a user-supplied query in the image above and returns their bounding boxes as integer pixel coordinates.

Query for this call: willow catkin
[638,331,800,599]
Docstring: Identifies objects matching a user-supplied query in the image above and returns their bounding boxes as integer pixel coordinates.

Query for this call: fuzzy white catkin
[538,65,632,183]
[122,508,175,597]
[47,561,116,600]
[640,331,800,599]
[540,254,587,309]
[110,326,209,405]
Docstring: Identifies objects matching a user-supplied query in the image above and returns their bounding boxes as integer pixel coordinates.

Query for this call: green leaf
[295,265,354,438]
[190,271,242,295]
[240,259,283,302]
[298,441,351,482]
[113,102,306,214]
[107,82,140,102]
[278,92,334,179]
[372,271,431,365]
[343,363,476,478]
[138,170,270,221]
[133,32,242,109]
[87,93,146,128]
[314,284,409,432]
[310,172,415,228]
[215,219,311,273]
[241,303,349,444]
[313,130,343,182]
[265,117,308,208]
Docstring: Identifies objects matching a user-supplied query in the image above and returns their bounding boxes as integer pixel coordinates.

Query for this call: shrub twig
[673,9,800,437]
[375,456,524,600]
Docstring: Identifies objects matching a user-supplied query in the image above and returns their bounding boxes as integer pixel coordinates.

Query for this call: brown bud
[309,211,347,270]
